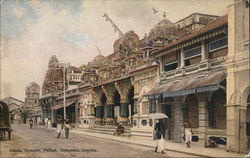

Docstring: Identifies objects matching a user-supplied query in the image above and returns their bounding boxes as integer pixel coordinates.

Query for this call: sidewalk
[36,124,246,158]
[71,128,245,158]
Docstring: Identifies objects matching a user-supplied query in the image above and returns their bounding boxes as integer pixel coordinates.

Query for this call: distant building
[39,55,82,126]
[25,82,41,125]
[0,97,24,123]
[67,66,82,85]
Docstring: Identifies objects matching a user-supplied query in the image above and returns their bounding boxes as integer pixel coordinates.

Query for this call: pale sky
[0,0,233,101]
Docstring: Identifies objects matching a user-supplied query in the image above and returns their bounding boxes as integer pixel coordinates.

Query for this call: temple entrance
[184,94,199,128]
[101,94,107,118]
[247,95,250,149]
[99,94,106,120]
[128,86,134,125]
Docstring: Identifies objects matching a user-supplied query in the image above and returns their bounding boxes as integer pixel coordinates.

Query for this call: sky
[0,0,234,101]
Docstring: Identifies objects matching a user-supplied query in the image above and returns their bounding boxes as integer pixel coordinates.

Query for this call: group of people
[153,118,193,154]
[56,115,71,139]
[29,116,71,139]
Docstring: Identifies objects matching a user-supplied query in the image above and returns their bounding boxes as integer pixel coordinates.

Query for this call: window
[184,46,201,66]
[185,46,201,59]
[164,61,178,71]
[209,37,228,52]
[164,52,178,71]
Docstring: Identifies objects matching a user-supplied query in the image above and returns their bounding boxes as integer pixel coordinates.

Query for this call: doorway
[162,97,174,140]
[164,104,172,140]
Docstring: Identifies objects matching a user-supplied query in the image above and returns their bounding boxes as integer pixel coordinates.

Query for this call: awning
[146,72,226,98]
[52,101,76,110]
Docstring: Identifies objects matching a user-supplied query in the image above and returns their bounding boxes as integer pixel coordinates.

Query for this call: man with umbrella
[152,113,168,154]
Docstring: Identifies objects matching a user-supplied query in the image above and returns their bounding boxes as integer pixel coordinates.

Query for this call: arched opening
[113,91,120,123]
[209,89,226,129]
[184,94,199,128]
[247,94,250,148]
[128,86,135,124]
[101,94,107,105]
[101,94,107,118]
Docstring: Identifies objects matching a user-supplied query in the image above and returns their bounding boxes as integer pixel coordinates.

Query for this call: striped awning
[145,71,226,98]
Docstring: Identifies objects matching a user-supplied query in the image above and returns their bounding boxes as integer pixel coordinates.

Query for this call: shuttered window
[209,37,228,52]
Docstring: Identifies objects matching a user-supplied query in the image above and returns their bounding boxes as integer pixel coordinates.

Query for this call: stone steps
[131,129,152,138]
[78,125,131,137]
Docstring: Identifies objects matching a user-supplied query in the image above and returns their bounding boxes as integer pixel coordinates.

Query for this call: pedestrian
[154,119,166,154]
[64,117,70,139]
[113,123,124,136]
[183,118,192,148]
[47,118,51,132]
[56,116,64,139]
[29,118,33,129]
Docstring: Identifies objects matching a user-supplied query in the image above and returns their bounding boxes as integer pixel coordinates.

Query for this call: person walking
[64,117,70,139]
[47,118,51,132]
[184,118,192,148]
[56,116,64,139]
[29,118,33,129]
[154,119,166,154]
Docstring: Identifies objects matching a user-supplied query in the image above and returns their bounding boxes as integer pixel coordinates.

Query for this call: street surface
[0,124,201,158]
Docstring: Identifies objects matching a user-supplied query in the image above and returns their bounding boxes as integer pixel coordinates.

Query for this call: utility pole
[63,64,66,120]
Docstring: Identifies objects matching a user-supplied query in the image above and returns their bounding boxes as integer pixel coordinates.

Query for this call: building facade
[148,15,228,146]
[0,97,24,124]
[226,0,249,152]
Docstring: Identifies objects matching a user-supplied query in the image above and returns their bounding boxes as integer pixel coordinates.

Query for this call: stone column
[239,107,248,153]
[173,96,184,142]
[201,41,206,61]
[115,80,131,125]
[92,88,104,125]
[102,84,116,125]
[180,48,185,68]
[226,105,240,152]
[198,94,209,147]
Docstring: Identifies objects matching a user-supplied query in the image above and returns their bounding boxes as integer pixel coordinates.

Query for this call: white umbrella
[150,113,168,120]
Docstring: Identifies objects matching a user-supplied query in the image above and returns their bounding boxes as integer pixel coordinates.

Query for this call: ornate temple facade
[38,2,249,152]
